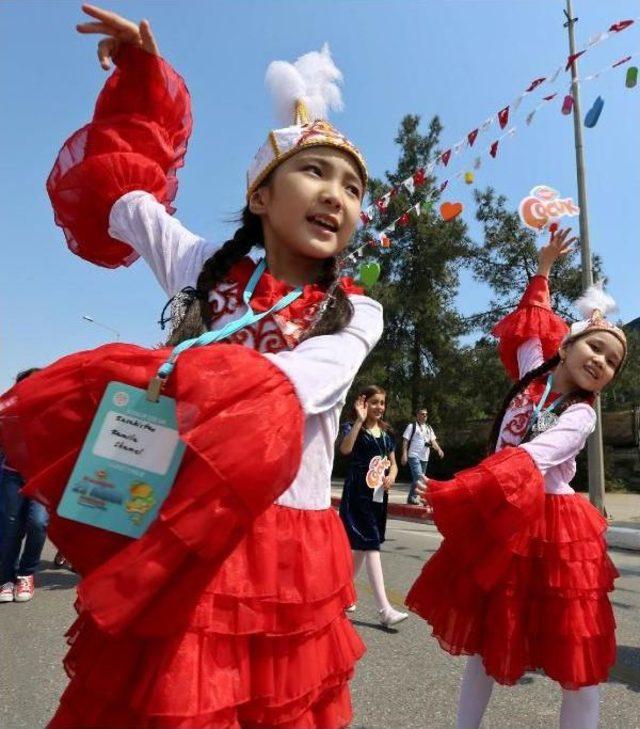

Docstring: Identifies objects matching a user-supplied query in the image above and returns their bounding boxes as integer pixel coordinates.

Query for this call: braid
[302,256,354,340]
[487,353,560,453]
[166,207,263,345]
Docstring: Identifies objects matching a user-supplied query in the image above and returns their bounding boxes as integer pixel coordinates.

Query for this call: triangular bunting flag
[498,106,510,129]
[467,128,479,146]
[402,177,415,195]
[613,55,632,68]
[526,77,546,92]
[413,202,421,216]
[526,110,536,125]
[549,66,562,83]
[440,149,452,166]
[587,31,609,47]
[473,156,482,170]
[490,140,499,158]
[480,117,493,131]
[566,51,585,71]
[375,193,390,213]
[609,20,634,33]
[439,180,449,193]
[453,142,464,156]
[513,95,524,112]
[543,93,557,102]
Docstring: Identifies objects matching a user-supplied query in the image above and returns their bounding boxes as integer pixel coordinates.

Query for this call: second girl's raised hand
[354,395,368,423]
[536,227,577,277]
[77,4,159,70]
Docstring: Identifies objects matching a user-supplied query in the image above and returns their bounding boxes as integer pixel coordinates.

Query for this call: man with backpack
[400,408,444,505]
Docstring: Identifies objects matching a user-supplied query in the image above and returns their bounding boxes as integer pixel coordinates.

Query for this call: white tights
[456,655,600,729]
[352,549,392,612]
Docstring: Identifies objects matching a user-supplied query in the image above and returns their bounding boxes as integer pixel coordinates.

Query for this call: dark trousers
[0,467,48,582]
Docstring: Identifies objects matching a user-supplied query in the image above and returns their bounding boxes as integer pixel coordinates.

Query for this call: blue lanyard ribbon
[156,258,302,380]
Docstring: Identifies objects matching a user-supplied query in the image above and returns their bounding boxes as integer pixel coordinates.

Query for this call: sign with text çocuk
[518,185,580,231]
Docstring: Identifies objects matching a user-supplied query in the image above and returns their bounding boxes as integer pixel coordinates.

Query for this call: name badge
[57,382,186,539]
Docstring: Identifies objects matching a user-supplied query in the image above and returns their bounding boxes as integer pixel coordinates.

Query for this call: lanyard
[364,427,388,457]
[151,259,302,392]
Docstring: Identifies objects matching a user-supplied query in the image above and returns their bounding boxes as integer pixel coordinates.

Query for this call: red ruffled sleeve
[47,45,192,269]
[491,275,569,380]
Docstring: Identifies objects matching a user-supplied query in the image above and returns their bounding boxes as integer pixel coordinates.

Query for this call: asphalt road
[2,523,639,729]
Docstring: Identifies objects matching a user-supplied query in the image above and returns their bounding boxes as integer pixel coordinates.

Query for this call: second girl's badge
[366,455,390,502]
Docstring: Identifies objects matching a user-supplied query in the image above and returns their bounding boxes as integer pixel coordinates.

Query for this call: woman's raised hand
[536,227,577,277]
[76,4,159,70]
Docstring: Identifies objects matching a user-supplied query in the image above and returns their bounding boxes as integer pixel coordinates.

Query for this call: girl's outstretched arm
[49,6,216,294]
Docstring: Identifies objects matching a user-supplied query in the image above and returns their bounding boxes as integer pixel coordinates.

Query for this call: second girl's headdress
[563,282,627,361]
[246,44,367,199]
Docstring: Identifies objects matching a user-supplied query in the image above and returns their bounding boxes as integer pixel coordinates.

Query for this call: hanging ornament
[464,171,474,185]
[413,168,426,187]
[440,202,463,222]
[626,66,638,88]
[359,261,381,288]
[397,213,410,227]
[380,233,392,248]
[584,96,604,128]
[561,95,574,115]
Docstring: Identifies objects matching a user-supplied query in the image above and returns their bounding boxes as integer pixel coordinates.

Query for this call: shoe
[407,497,421,506]
[345,603,357,613]
[14,575,35,602]
[0,582,14,603]
[379,606,409,628]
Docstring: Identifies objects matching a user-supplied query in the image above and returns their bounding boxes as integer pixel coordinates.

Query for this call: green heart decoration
[359,261,381,288]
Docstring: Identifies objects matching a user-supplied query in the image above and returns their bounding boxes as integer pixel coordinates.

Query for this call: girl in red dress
[0,6,382,727]
[406,229,627,729]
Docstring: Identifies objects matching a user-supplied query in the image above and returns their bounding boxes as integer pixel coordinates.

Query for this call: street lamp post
[82,315,120,341]
[563,0,607,514]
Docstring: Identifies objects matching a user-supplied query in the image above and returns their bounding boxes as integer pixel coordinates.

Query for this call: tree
[346,115,473,424]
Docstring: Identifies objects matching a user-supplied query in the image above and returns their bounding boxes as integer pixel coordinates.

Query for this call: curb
[331,498,640,550]
[607,526,640,552]
[331,496,434,525]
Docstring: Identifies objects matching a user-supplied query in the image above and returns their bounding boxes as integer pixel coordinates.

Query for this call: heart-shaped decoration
[359,261,381,288]
[440,202,463,222]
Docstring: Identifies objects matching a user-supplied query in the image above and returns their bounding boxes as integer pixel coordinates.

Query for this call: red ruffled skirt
[405,448,618,689]
[0,342,363,727]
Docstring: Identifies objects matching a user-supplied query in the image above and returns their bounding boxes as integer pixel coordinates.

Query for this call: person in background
[0,368,47,603]
[401,408,444,505]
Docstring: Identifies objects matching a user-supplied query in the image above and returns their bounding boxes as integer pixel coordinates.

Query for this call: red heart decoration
[440,201,463,222]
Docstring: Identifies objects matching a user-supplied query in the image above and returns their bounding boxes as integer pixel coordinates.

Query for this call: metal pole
[82,315,120,341]
[564,0,606,514]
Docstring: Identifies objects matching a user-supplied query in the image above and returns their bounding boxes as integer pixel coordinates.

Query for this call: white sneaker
[14,575,35,602]
[345,603,357,613]
[0,582,15,603]
[379,606,409,628]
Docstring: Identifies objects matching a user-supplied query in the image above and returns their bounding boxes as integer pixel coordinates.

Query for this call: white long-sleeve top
[108,191,383,510]
[496,337,596,495]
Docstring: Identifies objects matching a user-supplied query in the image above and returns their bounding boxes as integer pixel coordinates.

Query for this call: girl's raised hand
[354,395,368,423]
[76,4,159,70]
[536,227,577,277]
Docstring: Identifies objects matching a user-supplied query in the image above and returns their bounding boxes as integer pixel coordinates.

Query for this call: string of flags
[346,16,639,274]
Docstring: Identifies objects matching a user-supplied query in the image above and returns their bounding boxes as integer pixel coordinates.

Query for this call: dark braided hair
[166,206,353,346]
[487,350,592,454]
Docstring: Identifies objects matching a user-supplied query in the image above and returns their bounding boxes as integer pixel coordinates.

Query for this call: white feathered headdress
[246,45,366,198]
[563,280,627,359]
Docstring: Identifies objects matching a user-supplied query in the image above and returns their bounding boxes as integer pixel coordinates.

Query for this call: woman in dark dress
[339,386,408,628]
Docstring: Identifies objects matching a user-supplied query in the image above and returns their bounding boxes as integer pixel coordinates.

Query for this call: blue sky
[1,0,638,391]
